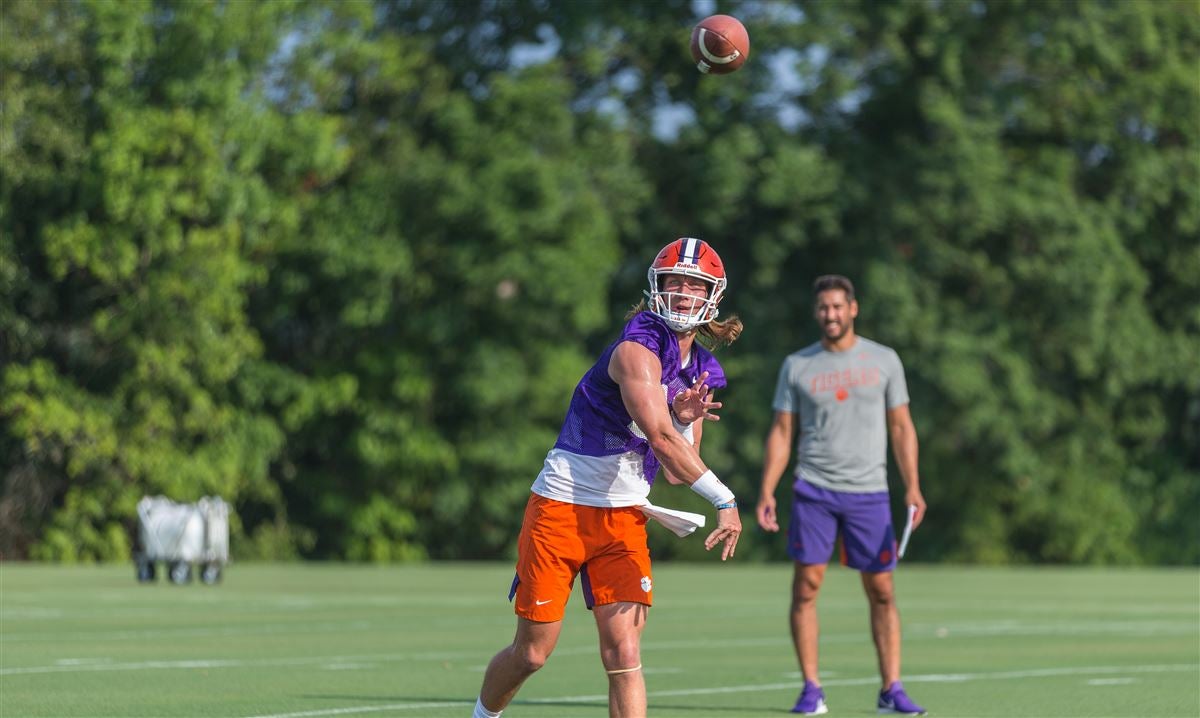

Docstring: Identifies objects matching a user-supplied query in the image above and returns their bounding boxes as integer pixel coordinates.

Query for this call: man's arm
[609,341,742,559]
[887,403,926,529]
[662,407,703,485]
[662,379,714,484]
[756,410,795,532]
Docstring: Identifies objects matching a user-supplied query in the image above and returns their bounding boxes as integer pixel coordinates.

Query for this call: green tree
[779,0,1200,563]
[1,0,335,559]
[250,3,652,558]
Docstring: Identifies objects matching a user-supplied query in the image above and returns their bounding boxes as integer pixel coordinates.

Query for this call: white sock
[473,697,502,718]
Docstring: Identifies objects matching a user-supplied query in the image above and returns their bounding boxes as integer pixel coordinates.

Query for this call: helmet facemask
[646,270,726,332]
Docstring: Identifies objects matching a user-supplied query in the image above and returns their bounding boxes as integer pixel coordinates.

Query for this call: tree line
[2,0,1196,564]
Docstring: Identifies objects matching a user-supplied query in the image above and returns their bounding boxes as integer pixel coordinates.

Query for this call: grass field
[1,562,1197,718]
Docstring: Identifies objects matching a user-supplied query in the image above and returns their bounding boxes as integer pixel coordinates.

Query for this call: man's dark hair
[813,274,855,302]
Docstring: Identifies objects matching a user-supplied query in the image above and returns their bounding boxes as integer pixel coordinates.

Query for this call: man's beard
[823,321,850,341]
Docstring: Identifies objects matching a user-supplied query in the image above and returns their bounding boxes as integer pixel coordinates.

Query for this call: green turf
[1,562,1196,717]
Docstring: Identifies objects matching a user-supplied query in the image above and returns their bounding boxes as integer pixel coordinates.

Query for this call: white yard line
[2,624,1195,675]
[5,615,1192,644]
[8,618,1198,677]
[0,635,781,676]
[241,664,1198,718]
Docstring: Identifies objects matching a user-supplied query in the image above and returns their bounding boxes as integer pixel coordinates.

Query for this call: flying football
[690,14,750,75]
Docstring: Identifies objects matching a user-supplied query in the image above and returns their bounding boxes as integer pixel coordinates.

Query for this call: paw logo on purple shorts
[879,549,892,564]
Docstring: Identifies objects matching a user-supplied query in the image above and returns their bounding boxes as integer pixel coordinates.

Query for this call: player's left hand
[704,504,741,561]
[672,371,722,424]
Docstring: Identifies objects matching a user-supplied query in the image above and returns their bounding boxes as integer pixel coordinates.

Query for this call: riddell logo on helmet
[675,262,700,270]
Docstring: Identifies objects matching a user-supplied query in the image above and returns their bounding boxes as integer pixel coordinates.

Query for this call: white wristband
[668,402,691,432]
[690,470,735,507]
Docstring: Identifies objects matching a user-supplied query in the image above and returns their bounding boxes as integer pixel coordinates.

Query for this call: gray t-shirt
[772,336,909,493]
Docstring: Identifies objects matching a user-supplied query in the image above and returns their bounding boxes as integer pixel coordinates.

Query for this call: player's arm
[887,403,926,529]
[609,342,741,559]
[662,400,707,485]
[663,371,717,485]
[756,410,795,532]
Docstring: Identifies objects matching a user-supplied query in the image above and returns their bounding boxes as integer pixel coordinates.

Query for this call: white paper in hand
[639,502,706,538]
[897,504,917,558]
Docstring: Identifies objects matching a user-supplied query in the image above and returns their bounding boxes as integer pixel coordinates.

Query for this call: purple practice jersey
[530,312,727,507]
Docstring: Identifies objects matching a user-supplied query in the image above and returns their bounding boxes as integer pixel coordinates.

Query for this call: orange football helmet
[645,237,727,331]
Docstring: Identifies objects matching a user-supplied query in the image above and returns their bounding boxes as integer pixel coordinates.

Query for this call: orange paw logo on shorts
[640,576,652,592]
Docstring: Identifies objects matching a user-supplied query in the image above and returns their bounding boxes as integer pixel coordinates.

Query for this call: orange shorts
[509,494,653,622]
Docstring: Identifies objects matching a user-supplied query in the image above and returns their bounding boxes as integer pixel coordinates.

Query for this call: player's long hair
[625,301,743,349]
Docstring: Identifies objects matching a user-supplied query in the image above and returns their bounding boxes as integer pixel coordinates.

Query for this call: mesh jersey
[530,312,727,507]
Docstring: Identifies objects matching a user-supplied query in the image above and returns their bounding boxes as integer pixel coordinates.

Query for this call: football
[690,14,750,75]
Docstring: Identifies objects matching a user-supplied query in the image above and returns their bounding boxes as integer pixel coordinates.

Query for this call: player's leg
[583,506,654,717]
[593,601,648,718]
[477,617,564,716]
[786,480,838,714]
[476,495,583,717]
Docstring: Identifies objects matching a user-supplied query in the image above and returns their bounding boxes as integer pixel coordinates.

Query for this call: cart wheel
[200,563,222,585]
[136,558,156,583]
[168,561,192,584]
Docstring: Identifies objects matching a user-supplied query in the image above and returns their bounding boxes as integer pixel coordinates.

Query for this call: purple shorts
[787,478,897,572]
